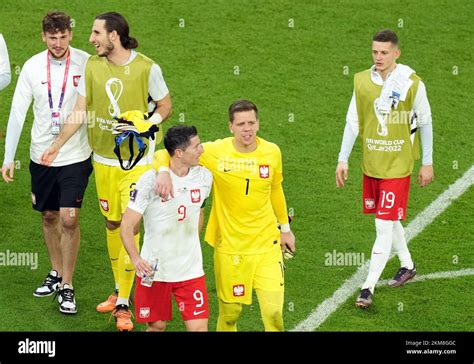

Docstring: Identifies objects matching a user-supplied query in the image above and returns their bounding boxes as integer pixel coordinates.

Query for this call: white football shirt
[0,34,11,91]
[3,47,92,166]
[128,166,213,282]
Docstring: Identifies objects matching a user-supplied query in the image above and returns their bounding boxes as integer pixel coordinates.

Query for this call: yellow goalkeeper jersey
[153,136,288,255]
[201,137,283,254]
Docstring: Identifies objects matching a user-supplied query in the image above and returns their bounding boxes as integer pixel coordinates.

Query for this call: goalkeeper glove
[112,110,159,140]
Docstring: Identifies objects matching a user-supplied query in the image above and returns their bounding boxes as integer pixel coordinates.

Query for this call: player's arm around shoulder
[152,148,173,198]
[198,139,225,171]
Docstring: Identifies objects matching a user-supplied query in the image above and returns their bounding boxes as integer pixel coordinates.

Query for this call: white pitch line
[377,268,474,286]
[292,165,474,332]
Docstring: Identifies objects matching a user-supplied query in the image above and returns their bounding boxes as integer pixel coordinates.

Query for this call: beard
[98,41,114,57]
[50,48,68,60]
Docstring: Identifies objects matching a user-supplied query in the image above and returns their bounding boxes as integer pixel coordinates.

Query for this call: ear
[69,31,73,42]
[229,121,233,133]
[175,149,184,158]
[394,48,401,59]
[109,30,119,42]
[41,32,46,43]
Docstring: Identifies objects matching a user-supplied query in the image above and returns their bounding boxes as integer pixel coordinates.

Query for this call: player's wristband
[158,166,170,173]
[149,112,163,125]
[280,223,290,233]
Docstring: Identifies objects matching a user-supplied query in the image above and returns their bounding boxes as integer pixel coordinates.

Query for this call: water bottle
[141,259,158,287]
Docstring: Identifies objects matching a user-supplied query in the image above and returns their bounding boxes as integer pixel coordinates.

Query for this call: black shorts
[30,157,93,212]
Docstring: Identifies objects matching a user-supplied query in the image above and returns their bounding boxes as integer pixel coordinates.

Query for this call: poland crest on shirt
[259,165,269,178]
[191,189,201,203]
[128,167,213,282]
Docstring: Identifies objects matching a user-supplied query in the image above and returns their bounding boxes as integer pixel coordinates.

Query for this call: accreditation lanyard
[47,49,71,113]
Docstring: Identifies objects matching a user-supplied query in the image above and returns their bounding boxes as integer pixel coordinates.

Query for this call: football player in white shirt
[1,12,92,314]
[121,125,212,331]
[0,33,11,91]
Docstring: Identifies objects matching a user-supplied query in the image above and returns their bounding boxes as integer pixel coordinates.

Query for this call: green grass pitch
[0,0,472,332]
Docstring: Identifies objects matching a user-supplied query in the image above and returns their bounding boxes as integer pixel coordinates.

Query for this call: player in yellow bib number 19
[154,100,295,331]
[335,29,434,309]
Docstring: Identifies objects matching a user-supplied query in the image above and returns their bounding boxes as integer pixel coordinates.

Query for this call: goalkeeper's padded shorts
[93,161,150,221]
[214,244,284,305]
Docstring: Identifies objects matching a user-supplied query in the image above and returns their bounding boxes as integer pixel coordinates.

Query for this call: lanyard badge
[47,49,71,135]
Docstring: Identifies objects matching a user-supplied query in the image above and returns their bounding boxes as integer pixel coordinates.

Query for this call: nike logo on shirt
[41,81,47,84]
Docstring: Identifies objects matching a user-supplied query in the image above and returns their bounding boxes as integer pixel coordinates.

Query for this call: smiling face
[230,110,259,151]
[89,19,115,57]
[372,41,400,75]
[42,30,72,59]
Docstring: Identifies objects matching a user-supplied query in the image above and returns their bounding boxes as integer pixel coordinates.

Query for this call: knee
[219,301,242,324]
[256,290,284,331]
[147,321,166,332]
[261,305,282,321]
[185,319,208,332]
[60,209,79,231]
[106,219,121,231]
[42,211,59,226]
[260,306,283,332]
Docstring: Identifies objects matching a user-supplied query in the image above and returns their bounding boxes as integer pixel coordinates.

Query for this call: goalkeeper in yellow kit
[154,100,296,331]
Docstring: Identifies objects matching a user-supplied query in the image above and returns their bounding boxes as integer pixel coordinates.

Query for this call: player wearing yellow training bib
[335,29,434,309]
[153,100,296,331]
[40,12,172,331]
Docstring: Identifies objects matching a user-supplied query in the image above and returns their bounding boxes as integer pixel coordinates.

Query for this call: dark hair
[42,11,71,33]
[164,125,198,156]
[95,12,138,49]
[228,99,259,122]
[373,29,399,46]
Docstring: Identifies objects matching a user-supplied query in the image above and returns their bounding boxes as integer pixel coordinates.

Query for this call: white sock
[392,221,414,269]
[116,297,129,307]
[362,219,394,293]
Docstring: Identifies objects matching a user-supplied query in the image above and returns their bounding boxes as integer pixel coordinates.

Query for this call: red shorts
[134,275,209,323]
[362,175,410,221]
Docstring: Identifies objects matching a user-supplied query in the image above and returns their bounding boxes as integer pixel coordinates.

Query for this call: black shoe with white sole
[355,288,373,309]
[33,270,62,297]
[56,284,77,314]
